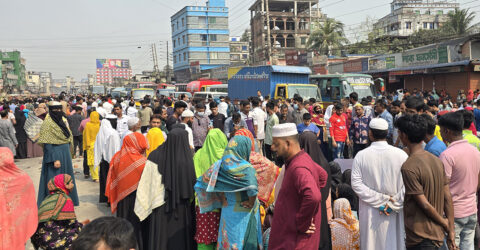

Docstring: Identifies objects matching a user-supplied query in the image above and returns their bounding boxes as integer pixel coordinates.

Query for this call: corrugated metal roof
[270,66,312,74]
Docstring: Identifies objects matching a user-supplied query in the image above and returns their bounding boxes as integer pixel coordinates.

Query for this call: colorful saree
[195,136,263,250]
[330,198,360,250]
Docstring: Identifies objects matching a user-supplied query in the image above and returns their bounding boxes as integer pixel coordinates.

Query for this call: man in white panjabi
[351,118,408,250]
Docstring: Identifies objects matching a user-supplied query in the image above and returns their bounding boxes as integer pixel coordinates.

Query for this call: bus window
[277,86,286,99]
[332,86,341,101]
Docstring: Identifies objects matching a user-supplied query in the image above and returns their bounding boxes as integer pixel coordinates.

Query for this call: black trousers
[99,159,110,203]
[353,143,368,157]
[16,141,27,159]
[141,126,149,134]
[265,144,274,162]
[83,150,89,176]
[406,239,440,250]
[72,135,83,156]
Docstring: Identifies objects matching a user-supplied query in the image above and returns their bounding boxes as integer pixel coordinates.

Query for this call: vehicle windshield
[344,76,375,99]
[288,86,322,101]
[133,90,155,100]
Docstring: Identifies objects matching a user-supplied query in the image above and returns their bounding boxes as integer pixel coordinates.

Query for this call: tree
[444,8,476,36]
[307,18,348,56]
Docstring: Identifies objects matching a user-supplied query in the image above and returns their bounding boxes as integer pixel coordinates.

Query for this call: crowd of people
[0,87,480,250]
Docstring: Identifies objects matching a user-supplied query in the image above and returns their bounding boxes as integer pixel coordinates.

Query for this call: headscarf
[235,129,279,204]
[330,198,359,250]
[14,107,28,142]
[94,118,121,167]
[148,128,196,213]
[106,132,148,213]
[146,127,166,157]
[49,105,70,138]
[83,111,100,151]
[37,113,72,145]
[0,147,38,249]
[234,128,256,151]
[195,135,257,213]
[34,103,47,117]
[193,128,228,178]
[38,174,76,223]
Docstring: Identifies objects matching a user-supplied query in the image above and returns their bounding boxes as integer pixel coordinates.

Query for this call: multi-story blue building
[171,0,230,82]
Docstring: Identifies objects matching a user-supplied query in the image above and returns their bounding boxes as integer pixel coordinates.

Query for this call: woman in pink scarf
[0,147,38,249]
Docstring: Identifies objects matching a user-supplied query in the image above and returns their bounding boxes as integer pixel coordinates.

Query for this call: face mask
[294,104,298,110]
[187,121,193,128]
[197,112,205,117]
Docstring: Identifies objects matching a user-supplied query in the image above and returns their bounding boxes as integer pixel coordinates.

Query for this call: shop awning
[357,60,471,74]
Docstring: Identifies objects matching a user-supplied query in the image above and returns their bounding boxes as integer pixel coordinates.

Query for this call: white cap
[127,117,140,128]
[369,118,388,130]
[182,110,194,118]
[272,123,298,138]
[48,101,61,106]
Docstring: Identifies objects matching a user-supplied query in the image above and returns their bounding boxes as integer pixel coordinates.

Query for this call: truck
[228,66,322,101]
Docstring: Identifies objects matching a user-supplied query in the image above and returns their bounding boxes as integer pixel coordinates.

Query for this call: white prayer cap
[369,118,388,130]
[105,114,117,119]
[112,99,117,104]
[127,117,140,128]
[272,123,298,138]
[182,110,194,118]
[48,101,62,106]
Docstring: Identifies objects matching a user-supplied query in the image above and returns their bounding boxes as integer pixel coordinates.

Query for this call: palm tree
[444,8,476,36]
[307,18,347,56]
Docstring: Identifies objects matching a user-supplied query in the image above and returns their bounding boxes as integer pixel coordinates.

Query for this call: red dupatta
[106,132,148,213]
[0,147,38,249]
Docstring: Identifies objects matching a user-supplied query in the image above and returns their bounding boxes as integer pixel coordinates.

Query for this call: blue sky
[0,0,478,80]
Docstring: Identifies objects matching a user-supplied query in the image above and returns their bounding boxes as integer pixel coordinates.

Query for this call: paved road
[18,156,110,249]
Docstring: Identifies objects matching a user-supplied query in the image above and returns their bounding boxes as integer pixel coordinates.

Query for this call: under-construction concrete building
[249,0,325,65]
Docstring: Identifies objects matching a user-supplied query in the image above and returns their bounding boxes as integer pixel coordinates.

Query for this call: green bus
[309,73,376,105]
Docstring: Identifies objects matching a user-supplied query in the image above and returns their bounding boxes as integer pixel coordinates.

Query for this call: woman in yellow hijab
[146,127,165,157]
[83,111,100,181]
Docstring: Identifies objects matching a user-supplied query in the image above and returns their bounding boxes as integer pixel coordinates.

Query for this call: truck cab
[274,84,322,103]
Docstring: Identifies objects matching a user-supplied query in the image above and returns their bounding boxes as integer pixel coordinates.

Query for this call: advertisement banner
[368,54,401,71]
[96,59,130,69]
[401,46,449,67]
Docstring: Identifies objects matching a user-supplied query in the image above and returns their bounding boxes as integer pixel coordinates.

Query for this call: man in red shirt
[329,102,349,159]
[269,123,328,250]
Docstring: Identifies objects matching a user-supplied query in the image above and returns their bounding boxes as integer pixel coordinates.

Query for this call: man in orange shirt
[329,102,349,159]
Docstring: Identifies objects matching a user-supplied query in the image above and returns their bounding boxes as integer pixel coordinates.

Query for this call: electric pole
[166,41,171,84]
[151,43,160,83]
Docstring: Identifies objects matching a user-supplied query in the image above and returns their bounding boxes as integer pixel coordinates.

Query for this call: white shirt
[351,141,408,250]
[251,107,266,140]
[218,101,228,117]
[116,116,129,137]
[94,119,121,167]
[103,102,113,114]
[181,122,194,149]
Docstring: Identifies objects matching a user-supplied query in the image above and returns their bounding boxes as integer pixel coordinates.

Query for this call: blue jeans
[332,141,345,160]
[454,214,477,250]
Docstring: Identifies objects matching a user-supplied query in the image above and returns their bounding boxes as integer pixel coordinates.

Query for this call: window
[301,37,307,45]
[201,34,208,41]
[430,22,434,29]
[405,22,412,29]
[173,55,177,63]
[425,10,431,15]
[242,46,247,51]
[242,54,248,59]
[437,10,443,15]
[423,22,428,29]
[181,18,184,27]
[172,24,175,32]
[173,40,176,48]
[183,52,187,61]
[208,17,216,24]
[182,35,185,44]
[209,34,217,41]
[210,52,218,59]
[415,10,421,14]
[178,38,181,45]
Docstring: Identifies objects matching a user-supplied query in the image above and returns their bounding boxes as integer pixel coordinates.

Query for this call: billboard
[96,59,130,69]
